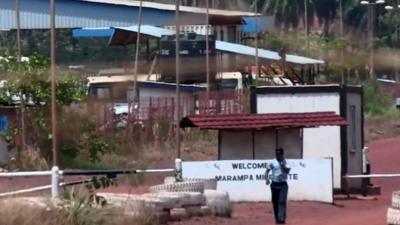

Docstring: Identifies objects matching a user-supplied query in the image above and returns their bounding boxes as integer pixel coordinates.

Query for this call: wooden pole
[50,0,58,166]
[15,0,26,154]
[175,0,181,159]
[254,0,259,85]
[133,0,143,100]
[340,0,345,84]
[369,4,375,78]
[15,0,21,62]
[206,0,210,94]
[304,0,309,54]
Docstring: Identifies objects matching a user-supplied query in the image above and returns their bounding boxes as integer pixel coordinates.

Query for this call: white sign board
[182,159,333,203]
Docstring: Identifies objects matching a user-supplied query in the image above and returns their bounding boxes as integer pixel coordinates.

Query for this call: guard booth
[180,111,347,203]
[250,85,364,193]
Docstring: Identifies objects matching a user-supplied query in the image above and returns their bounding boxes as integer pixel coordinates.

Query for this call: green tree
[377,9,400,48]
[343,0,368,30]
[0,51,90,166]
[313,0,338,35]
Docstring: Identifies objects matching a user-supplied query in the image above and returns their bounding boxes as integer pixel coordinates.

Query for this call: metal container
[159,33,216,84]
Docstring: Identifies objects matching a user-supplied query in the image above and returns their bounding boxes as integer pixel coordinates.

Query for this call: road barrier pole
[175,158,182,182]
[51,166,60,199]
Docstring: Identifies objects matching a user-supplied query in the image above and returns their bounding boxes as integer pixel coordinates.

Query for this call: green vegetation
[364,79,400,118]
[0,51,114,169]
[0,194,160,225]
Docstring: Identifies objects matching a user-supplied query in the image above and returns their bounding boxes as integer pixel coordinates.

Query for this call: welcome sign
[182,159,333,203]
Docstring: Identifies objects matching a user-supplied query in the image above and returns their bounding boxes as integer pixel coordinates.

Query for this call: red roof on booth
[180,112,347,130]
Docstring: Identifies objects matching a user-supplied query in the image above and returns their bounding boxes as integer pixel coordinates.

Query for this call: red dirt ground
[170,137,400,225]
[0,137,399,225]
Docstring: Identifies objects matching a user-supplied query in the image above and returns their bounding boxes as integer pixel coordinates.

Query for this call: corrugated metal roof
[180,112,347,130]
[285,54,325,65]
[216,40,280,61]
[87,75,205,92]
[1,0,137,29]
[72,24,324,65]
[1,0,252,30]
[72,27,115,37]
[115,25,174,38]
[108,25,174,45]
[216,41,324,65]
[81,0,256,16]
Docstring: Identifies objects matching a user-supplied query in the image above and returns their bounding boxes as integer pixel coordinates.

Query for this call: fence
[84,89,250,142]
[0,159,182,198]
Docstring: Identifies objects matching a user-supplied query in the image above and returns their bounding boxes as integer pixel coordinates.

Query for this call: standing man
[266,148,291,224]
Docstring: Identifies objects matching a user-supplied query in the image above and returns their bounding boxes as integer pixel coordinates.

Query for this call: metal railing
[0,159,182,199]
[344,173,400,179]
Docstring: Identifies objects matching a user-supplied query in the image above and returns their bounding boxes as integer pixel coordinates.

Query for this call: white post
[175,158,182,182]
[51,166,60,198]
[362,147,369,174]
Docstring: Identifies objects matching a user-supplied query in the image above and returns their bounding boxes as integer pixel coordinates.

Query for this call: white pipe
[51,166,59,199]
[344,174,400,178]
[0,167,176,198]
[136,169,175,173]
[0,185,52,197]
[0,180,85,198]
[0,168,174,178]
[0,171,52,177]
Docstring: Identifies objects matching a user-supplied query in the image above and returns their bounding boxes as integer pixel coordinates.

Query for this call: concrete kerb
[97,190,222,222]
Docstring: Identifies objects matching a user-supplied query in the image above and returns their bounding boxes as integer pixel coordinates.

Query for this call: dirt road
[0,137,398,225]
[171,137,400,225]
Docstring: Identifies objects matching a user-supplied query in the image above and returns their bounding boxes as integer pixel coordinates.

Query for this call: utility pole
[206,0,210,94]
[254,0,259,85]
[360,0,393,79]
[50,0,58,167]
[15,0,21,62]
[175,0,181,159]
[133,0,143,102]
[340,0,345,84]
[368,4,375,78]
[304,0,309,54]
[361,0,386,78]
[15,0,26,154]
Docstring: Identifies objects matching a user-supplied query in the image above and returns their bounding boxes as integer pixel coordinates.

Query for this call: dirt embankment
[365,117,400,142]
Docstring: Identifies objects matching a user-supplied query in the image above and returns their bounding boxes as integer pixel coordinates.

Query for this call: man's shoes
[276,220,285,224]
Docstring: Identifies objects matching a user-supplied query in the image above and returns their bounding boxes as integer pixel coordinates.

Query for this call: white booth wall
[256,92,342,189]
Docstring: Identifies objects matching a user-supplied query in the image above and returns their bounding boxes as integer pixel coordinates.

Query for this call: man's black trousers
[270,181,288,222]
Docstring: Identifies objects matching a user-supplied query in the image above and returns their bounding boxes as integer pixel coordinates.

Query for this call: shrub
[363,79,400,118]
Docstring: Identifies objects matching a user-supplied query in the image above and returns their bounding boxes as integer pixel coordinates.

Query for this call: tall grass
[0,197,160,225]
[363,79,400,141]
[364,79,400,119]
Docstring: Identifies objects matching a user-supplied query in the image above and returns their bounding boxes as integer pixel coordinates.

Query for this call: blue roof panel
[72,28,114,37]
[242,16,275,33]
[216,40,280,61]
[114,25,174,38]
[216,40,324,65]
